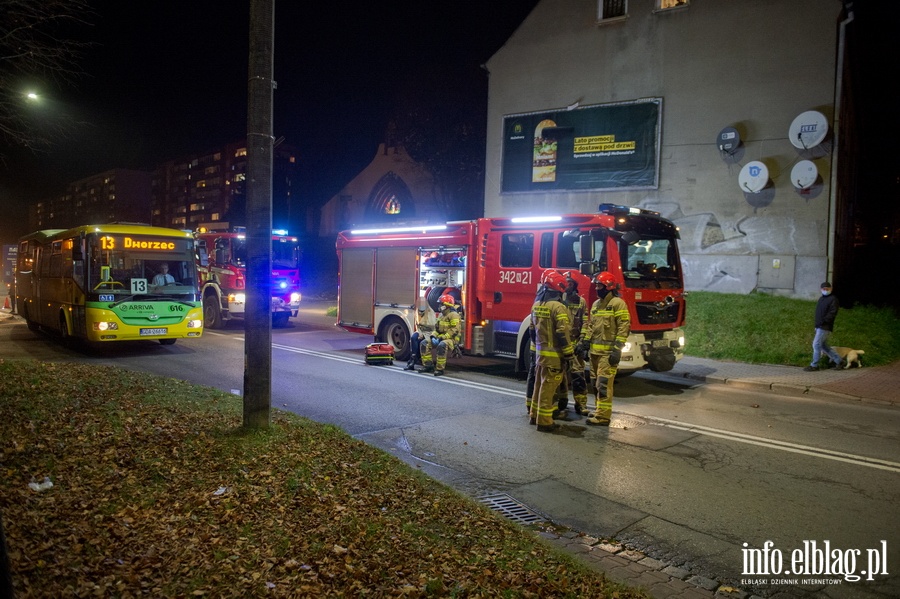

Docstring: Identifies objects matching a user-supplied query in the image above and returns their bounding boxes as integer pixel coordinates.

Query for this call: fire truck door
[374,247,418,307]
[338,248,376,329]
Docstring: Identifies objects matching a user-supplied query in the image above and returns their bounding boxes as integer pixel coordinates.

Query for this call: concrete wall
[484,0,842,299]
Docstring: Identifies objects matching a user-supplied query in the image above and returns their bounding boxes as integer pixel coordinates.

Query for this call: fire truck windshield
[621,235,681,289]
[227,238,299,270]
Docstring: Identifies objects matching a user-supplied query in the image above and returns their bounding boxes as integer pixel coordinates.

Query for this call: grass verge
[0,360,647,598]
[684,292,900,366]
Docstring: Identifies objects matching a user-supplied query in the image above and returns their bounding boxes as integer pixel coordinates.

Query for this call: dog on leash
[832,346,865,368]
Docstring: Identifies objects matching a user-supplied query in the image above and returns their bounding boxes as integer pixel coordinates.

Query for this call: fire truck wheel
[379,316,411,361]
[273,312,290,328]
[203,295,223,329]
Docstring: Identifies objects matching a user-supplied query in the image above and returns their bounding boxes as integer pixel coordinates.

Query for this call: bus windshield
[621,235,681,289]
[87,233,199,297]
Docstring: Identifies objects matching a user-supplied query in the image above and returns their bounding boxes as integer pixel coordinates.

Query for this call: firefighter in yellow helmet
[580,271,630,426]
[420,293,461,377]
[553,272,589,418]
[530,270,576,432]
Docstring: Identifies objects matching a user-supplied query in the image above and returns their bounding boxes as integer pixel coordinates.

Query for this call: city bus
[15,223,203,345]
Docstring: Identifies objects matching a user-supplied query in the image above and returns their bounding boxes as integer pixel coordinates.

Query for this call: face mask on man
[822,289,831,296]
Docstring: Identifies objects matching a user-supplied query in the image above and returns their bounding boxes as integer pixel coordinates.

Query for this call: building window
[598,0,627,21]
[235,148,248,157]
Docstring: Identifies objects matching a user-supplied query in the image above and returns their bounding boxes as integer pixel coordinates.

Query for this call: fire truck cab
[195,226,301,329]
[336,204,685,374]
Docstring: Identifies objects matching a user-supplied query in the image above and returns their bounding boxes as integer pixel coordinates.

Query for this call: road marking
[629,413,900,474]
[223,338,899,473]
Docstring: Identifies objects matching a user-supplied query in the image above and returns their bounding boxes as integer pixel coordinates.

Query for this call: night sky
[0,0,540,242]
[1,1,897,250]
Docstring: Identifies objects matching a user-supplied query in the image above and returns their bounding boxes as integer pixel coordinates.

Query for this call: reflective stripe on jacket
[435,309,460,343]
[531,300,575,368]
[581,294,630,354]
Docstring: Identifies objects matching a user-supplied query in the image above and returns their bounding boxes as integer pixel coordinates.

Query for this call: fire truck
[195,226,301,328]
[336,204,686,374]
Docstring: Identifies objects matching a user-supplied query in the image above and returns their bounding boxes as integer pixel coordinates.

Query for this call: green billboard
[501,98,661,193]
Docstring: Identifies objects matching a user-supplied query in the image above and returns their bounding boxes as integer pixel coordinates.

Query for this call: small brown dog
[832,346,865,368]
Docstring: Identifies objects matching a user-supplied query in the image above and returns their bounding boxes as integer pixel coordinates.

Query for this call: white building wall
[484,0,841,299]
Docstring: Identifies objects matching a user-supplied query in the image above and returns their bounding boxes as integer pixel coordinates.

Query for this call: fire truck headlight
[187,319,203,329]
[622,342,632,353]
[230,293,246,304]
[290,293,301,303]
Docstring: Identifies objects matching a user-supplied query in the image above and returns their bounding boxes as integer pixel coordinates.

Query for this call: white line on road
[217,336,900,473]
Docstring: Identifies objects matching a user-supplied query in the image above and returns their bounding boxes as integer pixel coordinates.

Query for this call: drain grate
[478,493,545,525]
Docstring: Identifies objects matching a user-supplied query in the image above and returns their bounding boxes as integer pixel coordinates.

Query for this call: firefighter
[553,272,589,418]
[404,298,437,370]
[580,271,630,426]
[420,293,461,377]
[530,270,576,433]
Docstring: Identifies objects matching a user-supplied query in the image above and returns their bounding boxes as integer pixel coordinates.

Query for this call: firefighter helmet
[563,271,578,291]
[439,293,457,308]
[593,271,619,291]
[540,269,567,293]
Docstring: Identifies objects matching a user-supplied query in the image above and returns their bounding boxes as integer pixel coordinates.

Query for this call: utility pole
[243,0,275,429]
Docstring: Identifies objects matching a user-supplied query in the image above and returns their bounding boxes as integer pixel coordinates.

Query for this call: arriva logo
[120,305,155,311]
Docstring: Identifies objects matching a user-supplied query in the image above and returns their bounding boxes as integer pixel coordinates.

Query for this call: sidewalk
[657,354,899,406]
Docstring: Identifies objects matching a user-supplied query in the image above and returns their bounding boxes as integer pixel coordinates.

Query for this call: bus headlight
[92,322,119,331]
[187,319,203,328]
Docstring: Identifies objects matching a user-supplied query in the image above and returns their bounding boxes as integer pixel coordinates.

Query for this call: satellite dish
[789,110,828,149]
[717,127,741,153]
[739,161,769,193]
[791,160,818,189]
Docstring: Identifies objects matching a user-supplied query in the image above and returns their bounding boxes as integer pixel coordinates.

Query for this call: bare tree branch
[0,0,94,151]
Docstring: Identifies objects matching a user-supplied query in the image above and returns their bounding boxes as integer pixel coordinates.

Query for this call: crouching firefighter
[420,293,461,377]
[580,271,630,426]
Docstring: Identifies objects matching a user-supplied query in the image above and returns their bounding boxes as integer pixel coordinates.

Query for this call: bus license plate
[140,328,168,336]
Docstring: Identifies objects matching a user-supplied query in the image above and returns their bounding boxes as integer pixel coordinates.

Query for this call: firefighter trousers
[589,353,617,423]
[532,364,565,427]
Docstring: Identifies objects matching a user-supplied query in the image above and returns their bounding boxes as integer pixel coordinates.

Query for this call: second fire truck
[196,226,301,328]
[336,204,686,374]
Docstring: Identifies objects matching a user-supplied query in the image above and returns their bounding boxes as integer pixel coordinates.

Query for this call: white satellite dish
[791,160,818,189]
[739,161,769,193]
[789,110,828,149]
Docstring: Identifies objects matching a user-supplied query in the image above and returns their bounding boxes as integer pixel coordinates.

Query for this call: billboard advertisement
[501,98,661,193]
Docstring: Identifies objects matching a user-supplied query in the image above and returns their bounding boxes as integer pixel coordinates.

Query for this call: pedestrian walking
[529,270,576,433]
[580,271,630,426]
[804,281,842,371]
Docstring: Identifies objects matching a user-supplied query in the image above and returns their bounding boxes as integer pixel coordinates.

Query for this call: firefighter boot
[403,358,416,371]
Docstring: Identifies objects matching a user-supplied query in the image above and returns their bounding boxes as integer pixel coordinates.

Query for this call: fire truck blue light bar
[349,225,448,235]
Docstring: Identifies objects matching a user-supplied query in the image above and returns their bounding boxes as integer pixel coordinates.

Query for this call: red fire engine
[196,226,301,328]
[336,204,686,374]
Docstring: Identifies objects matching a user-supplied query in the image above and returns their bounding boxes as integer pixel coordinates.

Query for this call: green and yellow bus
[15,223,203,345]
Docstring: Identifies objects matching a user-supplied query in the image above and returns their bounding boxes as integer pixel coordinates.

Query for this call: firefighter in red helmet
[579,271,630,426]
[553,272,589,418]
[529,269,576,432]
[419,293,461,377]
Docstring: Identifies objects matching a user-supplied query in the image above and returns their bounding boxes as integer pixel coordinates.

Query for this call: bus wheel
[203,295,223,329]
[159,338,177,345]
[379,316,410,361]
[58,312,79,348]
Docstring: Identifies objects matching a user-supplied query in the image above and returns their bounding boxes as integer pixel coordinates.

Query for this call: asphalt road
[2,311,898,598]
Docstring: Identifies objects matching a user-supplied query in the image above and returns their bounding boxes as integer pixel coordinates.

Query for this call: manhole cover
[478,493,545,525]
[609,415,647,429]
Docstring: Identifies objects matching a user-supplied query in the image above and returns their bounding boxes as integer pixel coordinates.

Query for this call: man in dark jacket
[804,281,842,371]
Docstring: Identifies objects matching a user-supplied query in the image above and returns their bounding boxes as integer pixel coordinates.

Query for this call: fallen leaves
[1,360,647,598]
